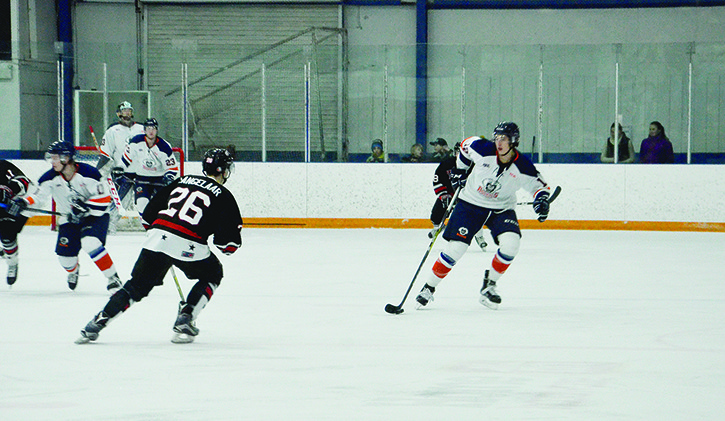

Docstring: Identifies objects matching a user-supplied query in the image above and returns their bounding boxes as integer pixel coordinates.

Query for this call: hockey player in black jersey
[76,148,243,344]
[429,142,487,250]
[0,160,31,285]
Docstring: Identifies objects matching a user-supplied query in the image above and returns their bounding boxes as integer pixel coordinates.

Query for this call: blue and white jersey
[121,134,179,180]
[25,163,112,225]
[99,122,144,166]
[457,136,550,210]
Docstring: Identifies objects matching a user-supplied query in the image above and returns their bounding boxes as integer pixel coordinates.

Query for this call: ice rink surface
[1,226,724,420]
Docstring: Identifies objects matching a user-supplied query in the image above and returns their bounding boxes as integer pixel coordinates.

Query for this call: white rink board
[12,160,725,223]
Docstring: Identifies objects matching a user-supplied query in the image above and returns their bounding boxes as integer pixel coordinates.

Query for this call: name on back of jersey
[180,175,222,196]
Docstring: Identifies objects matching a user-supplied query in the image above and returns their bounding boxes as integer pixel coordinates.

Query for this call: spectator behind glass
[402,143,425,163]
[639,121,674,163]
[429,138,454,162]
[601,123,635,163]
[366,139,385,163]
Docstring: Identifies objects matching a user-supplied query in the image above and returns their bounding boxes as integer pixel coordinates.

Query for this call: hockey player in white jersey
[97,101,144,197]
[120,118,179,215]
[415,122,552,310]
[7,141,123,293]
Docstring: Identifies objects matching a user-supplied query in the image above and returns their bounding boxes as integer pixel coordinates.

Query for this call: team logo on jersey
[143,159,155,170]
[482,178,501,194]
[456,227,469,239]
[59,236,69,247]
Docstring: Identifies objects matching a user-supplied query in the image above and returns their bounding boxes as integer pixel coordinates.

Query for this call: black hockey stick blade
[384,303,404,314]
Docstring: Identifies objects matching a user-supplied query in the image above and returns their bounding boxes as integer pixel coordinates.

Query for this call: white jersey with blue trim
[24,162,112,225]
[99,122,145,166]
[457,136,550,210]
[121,134,179,179]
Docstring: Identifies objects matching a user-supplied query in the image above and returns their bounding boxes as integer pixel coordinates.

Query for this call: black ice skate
[479,270,501,310]
[415,284,436,308]
[171,304,199,344]
[75,311,109,344]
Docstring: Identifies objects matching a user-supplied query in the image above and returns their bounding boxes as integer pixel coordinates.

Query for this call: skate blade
[171,333,195,344]
[75,336,92,344]
[478,297,499,310]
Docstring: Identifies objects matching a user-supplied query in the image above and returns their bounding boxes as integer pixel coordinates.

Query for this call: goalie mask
[203,148,235,184]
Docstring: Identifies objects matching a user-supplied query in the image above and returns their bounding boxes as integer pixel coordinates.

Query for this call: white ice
[2,226,724,420]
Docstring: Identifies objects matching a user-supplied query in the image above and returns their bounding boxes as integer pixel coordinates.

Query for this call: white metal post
[261,62,267,162]
[461,66,466,142]
[181,63,189,157]
[103,63,108,132]
[304,62,311,163]
[383,64,389,163]
[614,61,620,164]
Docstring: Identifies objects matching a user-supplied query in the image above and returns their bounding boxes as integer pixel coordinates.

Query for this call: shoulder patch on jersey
[128,134,146,144]
[75,162,103,181]
[155,137,174,155]
[512,152,539,177]
[38,169,59,184]
[470,139,497,158]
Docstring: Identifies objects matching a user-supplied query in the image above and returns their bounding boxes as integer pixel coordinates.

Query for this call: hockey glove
[70,200,90,224]
[0,185,14,204]
[438,193,452,208]
[110,167,125,181]
[532,191,550,222]
[162,173,176,186]
[5,198,27,217]
[449,168,468,191]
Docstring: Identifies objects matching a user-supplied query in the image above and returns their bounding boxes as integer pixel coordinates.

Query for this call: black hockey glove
[110,167,125,181]
[6,198,27,217]
[449,168,468,191]
[162,173,176,186]
[0,185,14,204]
[70,199,90,224]
[438,193,452,208]
[532,191,550,222]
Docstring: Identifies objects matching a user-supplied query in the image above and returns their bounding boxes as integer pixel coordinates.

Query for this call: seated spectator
[429,138,454,162]
[639,121,674,163]
[366,139,385,163]
[402,143,426,163]
[601,123,635,163]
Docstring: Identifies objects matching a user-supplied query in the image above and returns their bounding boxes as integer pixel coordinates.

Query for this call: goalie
[416,122,552,310]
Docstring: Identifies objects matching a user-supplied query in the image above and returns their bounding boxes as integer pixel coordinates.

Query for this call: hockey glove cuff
[449,168,468,191]
[6,198,27,217]
[533,191,550,222]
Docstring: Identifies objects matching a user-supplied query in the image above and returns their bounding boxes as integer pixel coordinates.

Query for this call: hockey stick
[169,266,185,302]
[0,202,64,216]
[516,185,562,206]
[89,126,125,210]
[384,186,463,315]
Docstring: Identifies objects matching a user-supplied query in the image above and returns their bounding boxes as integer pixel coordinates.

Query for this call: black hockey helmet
[493,122,520,147]
[143,118,159,129]
[45,140,75,164]
[203,148,235,183]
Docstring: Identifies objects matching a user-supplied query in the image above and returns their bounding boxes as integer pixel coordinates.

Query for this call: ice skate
[7,262,18,285]
[479,270,501,310]
[107,274,122,294]
[171,305,198,344]
[474,233,488,252]
[415,284,435,308]
[75,311,109,344]
[67,268,79,290]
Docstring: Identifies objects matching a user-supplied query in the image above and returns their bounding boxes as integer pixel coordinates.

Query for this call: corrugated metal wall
[145,4,342,160]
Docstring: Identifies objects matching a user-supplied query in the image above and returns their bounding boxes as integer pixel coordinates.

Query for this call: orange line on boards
[26,216,725,232]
